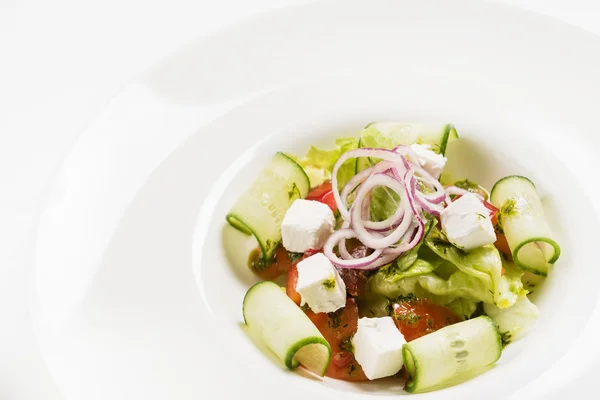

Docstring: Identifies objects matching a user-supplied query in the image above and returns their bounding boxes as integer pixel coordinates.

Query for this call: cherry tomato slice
[306,181,337,213]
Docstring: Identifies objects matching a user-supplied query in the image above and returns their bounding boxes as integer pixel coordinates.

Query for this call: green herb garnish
[500,331,512,348]
[323,277,336,290]
[327,309,343,329]
[501,199,518,216]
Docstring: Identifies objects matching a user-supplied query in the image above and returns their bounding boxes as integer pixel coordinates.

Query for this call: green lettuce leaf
[425,228,525,309]
[445,298,479,320]
[378,221,436,280]
[369,186,401,222]
[359,124,402,150]
[362,227,525,317]
[300,136,359,189]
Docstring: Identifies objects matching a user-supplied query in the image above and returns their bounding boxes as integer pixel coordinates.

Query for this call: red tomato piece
[483,200,499,226]
[392,297,461,342]
[250,246,321,281]
[286,264,301,305]
[305,299,368,381]
[494,232,512,260]
[248,246,294,280]
[306,181,337,213]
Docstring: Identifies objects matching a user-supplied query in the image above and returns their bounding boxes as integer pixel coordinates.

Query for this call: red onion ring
[340,161,395,208]
[322,145,452,270]
[350,174,413,249]
[332,148,409,220]
[324,229,385,268]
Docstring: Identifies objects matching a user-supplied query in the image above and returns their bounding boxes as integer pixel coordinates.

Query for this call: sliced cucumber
[243,281,331,376]
[226,152,310,260]
[356,122,458,173]
[402,315,501,393]
[483,294,539,343]
[490,176,560,276]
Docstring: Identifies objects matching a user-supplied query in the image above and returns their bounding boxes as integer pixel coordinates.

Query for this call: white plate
[28,0,600,399]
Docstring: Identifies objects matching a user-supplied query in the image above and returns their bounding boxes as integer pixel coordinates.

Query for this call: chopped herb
[501,199,518,216]
[395,293,418,303]
[248,246,276,272]
[500,331,512,348]
[288,183,299,200]
[340,337,354,353]
[475,213,487,220]
[264,240,279,258]
[323,278,336,290]
[495,219,505,234]
[348,364,357,375]
[327,309,343,329]
[426,319,434,329]
[301,303,310,311]
[287,251,303,263]
[394,313,422,325]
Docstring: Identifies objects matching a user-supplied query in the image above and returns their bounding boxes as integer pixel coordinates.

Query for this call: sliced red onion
[340,162,406,232]
[362,190,405,231]
[332,148,409,220]
[324,229,384,268]
[416,192,445,216]
[393,145,421,164]
[420,191,447,205]
[383,222,425,255]
[402,168,421,217]
[414,165,446,197]
[351,174,413,249]
[337,221,354,259]
[340,161,394,207]
[323,146,452,270]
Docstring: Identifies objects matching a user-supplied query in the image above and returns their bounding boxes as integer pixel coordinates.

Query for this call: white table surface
[1,0,598,398]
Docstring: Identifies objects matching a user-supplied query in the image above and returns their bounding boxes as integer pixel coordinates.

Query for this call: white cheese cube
[352,317,406,380]
[295,253,346,313]
[441,193,496,250]
[281,199,334,253]
[410,143,447,178]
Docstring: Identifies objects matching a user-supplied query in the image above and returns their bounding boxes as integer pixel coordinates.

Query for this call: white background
[0,0,598,398]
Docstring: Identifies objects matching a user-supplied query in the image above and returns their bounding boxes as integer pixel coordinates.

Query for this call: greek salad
[227,123,560,393]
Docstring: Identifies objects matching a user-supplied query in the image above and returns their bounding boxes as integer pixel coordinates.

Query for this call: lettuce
[300,136,359,189]
[369,187,401,222]
[360,124,403,150]
[363,227,525,317]
[445,298,479,320]
[425,228,525,309]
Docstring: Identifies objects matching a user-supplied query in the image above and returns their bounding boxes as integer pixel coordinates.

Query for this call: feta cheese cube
[410,143,447,178]
[296,253,346,313]
[441,193,496,250]
[282,199,334,253]
[352,317,407,380]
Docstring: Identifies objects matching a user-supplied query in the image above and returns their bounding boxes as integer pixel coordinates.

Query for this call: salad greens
[298,136,359,189]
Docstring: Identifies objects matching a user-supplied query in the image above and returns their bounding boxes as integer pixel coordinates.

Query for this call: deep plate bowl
[29,1,600,399]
